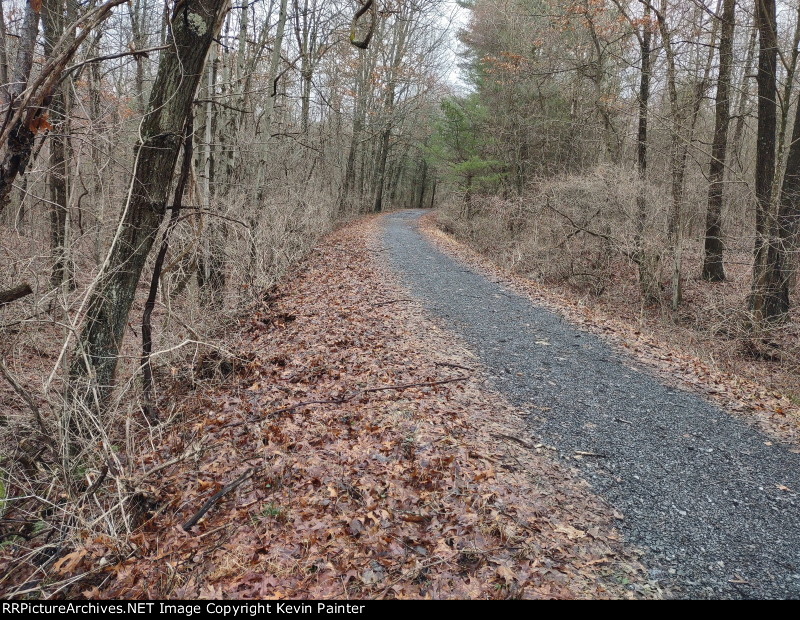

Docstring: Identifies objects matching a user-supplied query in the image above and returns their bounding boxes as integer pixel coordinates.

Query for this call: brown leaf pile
[68,217,654,599]
[421,214,800,447]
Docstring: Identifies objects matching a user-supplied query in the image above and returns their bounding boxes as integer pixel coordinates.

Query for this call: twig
[434,361,474,372]
[371,299,413,307]
[83,466,108,497]
[265,398,347,417]
[182,467,257,532]
[361,375,470,393]
[263,375,472,416]
[64,45,169,76]
[139,442,204,481]
[490,432,533,449]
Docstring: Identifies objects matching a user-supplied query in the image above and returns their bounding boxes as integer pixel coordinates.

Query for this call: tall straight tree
[69,0,230,418]
[751,0,778,325]
[43,0,76,289]
[635,2,653,296]
[762,71,800,319]
[702,0,735,282]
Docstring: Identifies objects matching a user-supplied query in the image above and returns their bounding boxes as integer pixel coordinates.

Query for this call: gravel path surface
[382,210,800,599]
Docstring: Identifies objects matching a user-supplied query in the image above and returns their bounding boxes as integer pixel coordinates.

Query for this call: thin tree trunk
[263,0,288,139]
[763,81,800,320]
[43,0,74,290]
[635,3,653,297]
[0,0,10,107]
[750,0,778,326]
[702,0,735,282]
[656,1,685,310]
[373,14,410,213]
[141,115,193,423]
[771,2,800,202]
[730,21,757,176]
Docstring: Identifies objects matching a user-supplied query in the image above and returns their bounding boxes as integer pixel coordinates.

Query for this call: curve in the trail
[382,209,800,599]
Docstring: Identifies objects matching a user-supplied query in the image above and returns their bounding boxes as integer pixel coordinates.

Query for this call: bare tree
[69,0,231,421]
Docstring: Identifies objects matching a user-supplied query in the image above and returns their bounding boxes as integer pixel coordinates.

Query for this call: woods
[0,0,455,593]
[437,0,800,343]
[2,0,800,601]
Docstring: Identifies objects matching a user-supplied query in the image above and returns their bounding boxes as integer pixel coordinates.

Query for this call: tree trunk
[69,0,230,420]
[702,0,735,282]
[0,1,41,214]
[372,13,409,213]
[758,13,800,323]
[657,2,685,310]
[263,0,289,139]
[43,0,74,290]
[0,283,33,306]
[750,0,778,326]
[634,3,653,298]
[762,85,800,320]
[729,21,757,176]
[0,0,10,107]
[771,2,800,203]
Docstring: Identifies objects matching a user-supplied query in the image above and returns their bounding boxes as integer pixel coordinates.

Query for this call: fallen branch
[257,374,472,419]
[490,432,533,449]
[434,361,474,372]
[371,299,414,307]
[0,283,33,306]
[182,467,257,532]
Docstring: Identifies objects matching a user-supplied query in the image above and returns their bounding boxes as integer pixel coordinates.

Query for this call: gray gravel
[382,210,800,600]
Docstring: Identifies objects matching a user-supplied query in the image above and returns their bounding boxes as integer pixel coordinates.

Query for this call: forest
[1,0,800,602]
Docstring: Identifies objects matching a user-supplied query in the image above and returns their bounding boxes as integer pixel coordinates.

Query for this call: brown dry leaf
[52,549,88,575]
[555,524,588,541]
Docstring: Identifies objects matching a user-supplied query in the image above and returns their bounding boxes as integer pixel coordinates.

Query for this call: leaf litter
[44,217,657,599]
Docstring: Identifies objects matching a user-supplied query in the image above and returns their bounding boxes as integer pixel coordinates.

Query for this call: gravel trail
[382,210,800,599]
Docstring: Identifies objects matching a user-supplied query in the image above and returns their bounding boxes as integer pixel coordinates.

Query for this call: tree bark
[750,0,778,325]
[141,116,194,423]
[762,85,800,320]
[0,1,41,214]
[634,3,653,297]
[43,0,73,290]
[702,0,735,282]
[0,0,10,108]
[656,1,685,310]
[0,284,33,306]
[373,12,410,213]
